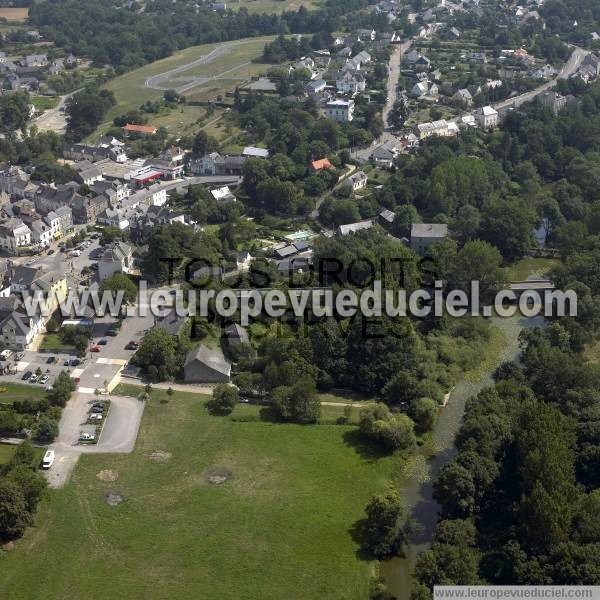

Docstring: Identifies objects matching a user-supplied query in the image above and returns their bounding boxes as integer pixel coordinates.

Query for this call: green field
[0,382,47,404]
[0,443,16,464]
[234,0,321,13]
[0,389,396,600]
[101,36,276,121]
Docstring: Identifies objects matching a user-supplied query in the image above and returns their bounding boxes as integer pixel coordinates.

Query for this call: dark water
[380,315,542,599]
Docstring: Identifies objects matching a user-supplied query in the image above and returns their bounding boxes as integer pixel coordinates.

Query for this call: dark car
[105,329,118,337]
[47,249,55,255]
[98,338,108,345]
[125,342,137,350]
[70,358,80,366]
[21,370,32,381]
[46,356,56,364]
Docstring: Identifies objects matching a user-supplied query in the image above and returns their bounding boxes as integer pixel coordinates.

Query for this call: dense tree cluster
[0,442,47,542]
[413,322,600,594]
[29,0,372,72]
[65,87,116,141]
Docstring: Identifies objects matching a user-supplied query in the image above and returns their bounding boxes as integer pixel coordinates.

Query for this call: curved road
[493,45,588,112]
[144,38,264,94]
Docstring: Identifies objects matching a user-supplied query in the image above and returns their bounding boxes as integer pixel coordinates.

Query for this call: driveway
[32,88,82,134]
[44,393,145,488]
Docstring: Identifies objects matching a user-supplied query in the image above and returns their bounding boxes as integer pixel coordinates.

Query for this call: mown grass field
[101,36,275,119]
[0,382,46,405]
[234,0,321,13]
[0,389,396,600]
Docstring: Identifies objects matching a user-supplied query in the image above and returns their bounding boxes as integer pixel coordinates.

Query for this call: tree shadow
[342,429,390,462]
[348,517,376,561]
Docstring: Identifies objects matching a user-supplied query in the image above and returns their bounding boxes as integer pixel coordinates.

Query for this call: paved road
[144,38,261,94]
[351,37,418,163]
[382,39,412,128]
[45,394,145,488]
[39,299,156,488]
[493,45,588,112]
[32,88,82,134]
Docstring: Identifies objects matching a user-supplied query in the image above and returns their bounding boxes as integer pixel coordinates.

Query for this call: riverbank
[381,315,538,599]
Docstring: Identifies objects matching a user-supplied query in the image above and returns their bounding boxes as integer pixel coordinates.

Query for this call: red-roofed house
[122,123,158,135]
[310,158,334,173]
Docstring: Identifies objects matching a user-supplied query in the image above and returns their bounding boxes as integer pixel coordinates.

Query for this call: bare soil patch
[103,492,124,507]
[96,469,118,482]
[204,467,232,485]
[149,450,172,462]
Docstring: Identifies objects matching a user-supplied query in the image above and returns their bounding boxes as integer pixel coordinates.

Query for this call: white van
[41,449,55,469]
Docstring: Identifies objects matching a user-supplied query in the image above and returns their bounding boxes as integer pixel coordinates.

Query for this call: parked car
[91,405,104,414]
[89,413,103,421]
[70,250,81,257]
[21,370,32,381]
[47,249,55,255]
[25,259,35,266]
[63,358,70,366]
[105,329,118,337]
[125,342,137,350]
[14,352,24,361]
[28,373,38,383]
[70,358,80,366]
[46,356,56,364]
[39,374,49,384]
[41,450,55,469]
[79,432,95,441]
[90,345,101,352]
[98,338,108,345]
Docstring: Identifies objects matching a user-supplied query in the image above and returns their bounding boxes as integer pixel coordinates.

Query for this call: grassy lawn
[38,333,75,353]
[0,444,16,464]
[505,257,560,281]
[0,443,45,466]
[30,95,60,111]
[100,36,276,122]
[235,0,321,13]
[0,382,47,404]
[0,389,396,600]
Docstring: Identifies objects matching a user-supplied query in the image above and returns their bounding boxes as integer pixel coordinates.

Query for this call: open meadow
[101,36,275,118]
[233,0,321,13]
[0,388,396,600]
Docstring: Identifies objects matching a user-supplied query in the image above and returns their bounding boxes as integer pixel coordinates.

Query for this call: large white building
[0,219,31,253]
[474,106,499,129]
[324,99,355,122]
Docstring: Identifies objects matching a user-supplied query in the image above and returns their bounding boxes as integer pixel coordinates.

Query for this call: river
[381,315,543,599]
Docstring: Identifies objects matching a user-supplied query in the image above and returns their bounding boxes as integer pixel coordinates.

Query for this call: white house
[411,81,438,98]
[97,208,129,230]
[410,223,448,254]
[324,99,355,122]
[30,220,53,248]
[474,106,499,129]
[372,141,400,166]
[342,171,368,193]
[336,71,366,94]
[98,241,133,281]
[210,186,236,204]
[0,219,31,254]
